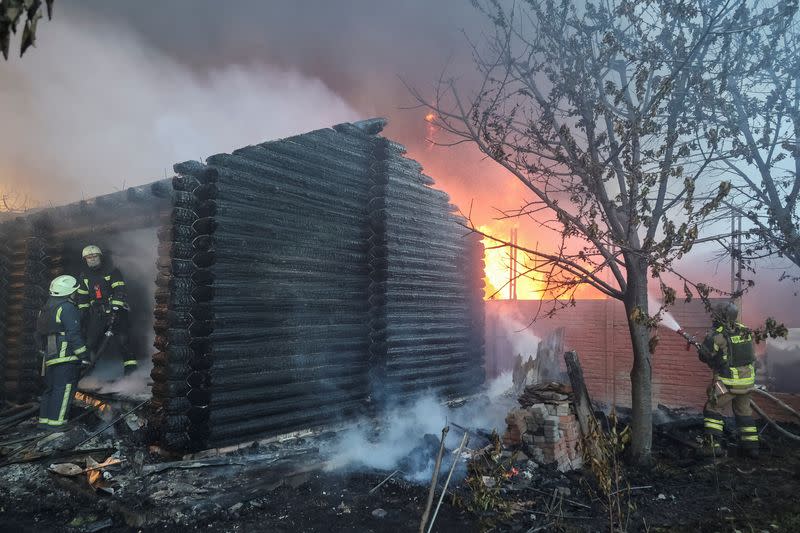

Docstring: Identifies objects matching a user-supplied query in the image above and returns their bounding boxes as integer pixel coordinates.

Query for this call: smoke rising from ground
[493,310,542,360]
[324,374,515,483]
[0,10,358,205]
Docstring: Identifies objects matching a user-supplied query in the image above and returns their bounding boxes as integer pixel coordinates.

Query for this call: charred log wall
[152,165,216,450]
[196,126,375,449]
[0,119,485,447]
[0,218,51,402]
[158,120,485,450]
[359,125,485,403]
[0,224,8,397]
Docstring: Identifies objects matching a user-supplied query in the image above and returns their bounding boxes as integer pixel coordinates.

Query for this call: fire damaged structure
[0,118,485,451]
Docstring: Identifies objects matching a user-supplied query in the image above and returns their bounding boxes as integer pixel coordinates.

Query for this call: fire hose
[750,388,800,442]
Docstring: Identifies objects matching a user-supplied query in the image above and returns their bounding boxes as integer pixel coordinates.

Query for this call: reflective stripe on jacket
[36,297,88,366]
[77,267,127,311]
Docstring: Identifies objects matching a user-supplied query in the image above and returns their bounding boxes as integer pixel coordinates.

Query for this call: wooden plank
[564,350,601,462]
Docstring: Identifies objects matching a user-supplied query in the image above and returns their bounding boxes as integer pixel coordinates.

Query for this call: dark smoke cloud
[4,1,797,322]
[60,0,513,212]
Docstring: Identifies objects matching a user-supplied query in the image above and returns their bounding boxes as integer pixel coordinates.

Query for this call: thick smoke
[0,9,358,205]
[324,374,515,483]
[485,304,543,376]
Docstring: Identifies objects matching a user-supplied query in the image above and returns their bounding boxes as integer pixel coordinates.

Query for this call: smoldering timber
[0,118,486,451]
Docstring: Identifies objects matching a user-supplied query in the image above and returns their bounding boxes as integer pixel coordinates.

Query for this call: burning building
[0,118,485,450]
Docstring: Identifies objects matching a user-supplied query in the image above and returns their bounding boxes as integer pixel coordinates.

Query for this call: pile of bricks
[502,382,583,471]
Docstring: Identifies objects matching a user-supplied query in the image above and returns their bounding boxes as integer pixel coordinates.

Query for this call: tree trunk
[623,256,653,465]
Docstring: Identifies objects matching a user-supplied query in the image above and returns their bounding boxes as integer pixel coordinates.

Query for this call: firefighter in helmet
[36,275,89,428]
[76,245,138,375]
[697,302,759,459]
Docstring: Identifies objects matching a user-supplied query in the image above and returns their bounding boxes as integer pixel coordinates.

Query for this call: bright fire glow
[425,112,436,122]
[480,224,606,301]
[481,224,547,299]
[74,391,112,413]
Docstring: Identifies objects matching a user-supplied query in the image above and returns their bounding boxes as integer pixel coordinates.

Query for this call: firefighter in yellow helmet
[76,245,138,376]
[35,275,89,428]
[697,302,759,459]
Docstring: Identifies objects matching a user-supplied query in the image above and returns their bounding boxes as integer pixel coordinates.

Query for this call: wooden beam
[564,350,602,462]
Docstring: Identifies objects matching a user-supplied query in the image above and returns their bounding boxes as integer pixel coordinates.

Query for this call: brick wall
[485,298,724,412]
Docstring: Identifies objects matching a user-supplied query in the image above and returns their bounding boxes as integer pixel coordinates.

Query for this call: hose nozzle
[677,328,700,349]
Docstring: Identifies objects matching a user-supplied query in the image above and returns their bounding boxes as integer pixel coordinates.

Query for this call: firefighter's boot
[698,436,726,458]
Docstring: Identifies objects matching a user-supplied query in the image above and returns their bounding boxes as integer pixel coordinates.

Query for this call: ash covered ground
[2,391,800,533]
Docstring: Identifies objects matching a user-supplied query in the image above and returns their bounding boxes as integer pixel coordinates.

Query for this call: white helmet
[50,275,80,297]
[82,245,102,258]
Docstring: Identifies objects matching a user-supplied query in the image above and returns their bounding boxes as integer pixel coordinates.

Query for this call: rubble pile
[502,382,583,472]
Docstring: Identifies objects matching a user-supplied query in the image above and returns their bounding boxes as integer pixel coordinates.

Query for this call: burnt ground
[1,406,800,532]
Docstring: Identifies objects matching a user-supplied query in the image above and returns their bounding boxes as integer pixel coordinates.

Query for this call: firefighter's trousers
[38,361,80,427]
[86,307,137,374]
[703,383,759,450]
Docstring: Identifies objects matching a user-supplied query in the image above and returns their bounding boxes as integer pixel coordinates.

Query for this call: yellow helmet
[50,275,80,297]
[82,245,102,258]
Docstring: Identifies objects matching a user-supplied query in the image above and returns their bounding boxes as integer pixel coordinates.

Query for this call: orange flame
[425,112,436,123]
[480,223,606,301]
[74,391,112,413]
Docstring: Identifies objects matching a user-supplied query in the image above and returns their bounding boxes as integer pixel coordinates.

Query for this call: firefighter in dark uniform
[36,275,88,428]
[76,245,138,376]
[698,302,759,458]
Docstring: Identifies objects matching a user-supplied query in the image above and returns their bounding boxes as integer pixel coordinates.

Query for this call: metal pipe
[419,426,449,533]
[427,431,469,533]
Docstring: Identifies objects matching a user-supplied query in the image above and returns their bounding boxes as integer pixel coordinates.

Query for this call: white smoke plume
[0,11,358,206]
[324,374,516,483]
[495,312,541,359]
[78,358,152,401]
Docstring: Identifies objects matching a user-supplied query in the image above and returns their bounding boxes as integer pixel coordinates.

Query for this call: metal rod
[418,425,449,533]
[427,431,469,533]
[368,469,401,494]
[69,399,150,451]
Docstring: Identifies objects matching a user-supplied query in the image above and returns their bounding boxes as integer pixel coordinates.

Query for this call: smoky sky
[2,0,511,214]
[64,0,500,189]
[2,1,798,325]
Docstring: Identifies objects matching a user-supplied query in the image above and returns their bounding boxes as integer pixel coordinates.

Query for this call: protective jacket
[36,296,86,427]
[76,266,127,312]
[700,322,756,391]
[76,264,137,373]
[36,296,88,366]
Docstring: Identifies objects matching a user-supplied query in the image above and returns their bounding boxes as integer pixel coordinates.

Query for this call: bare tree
[1,0,55,60]
[699,8,800,278]
[411,0,790,464]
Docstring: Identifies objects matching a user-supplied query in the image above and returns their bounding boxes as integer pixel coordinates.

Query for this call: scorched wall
[0,119,486,451]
